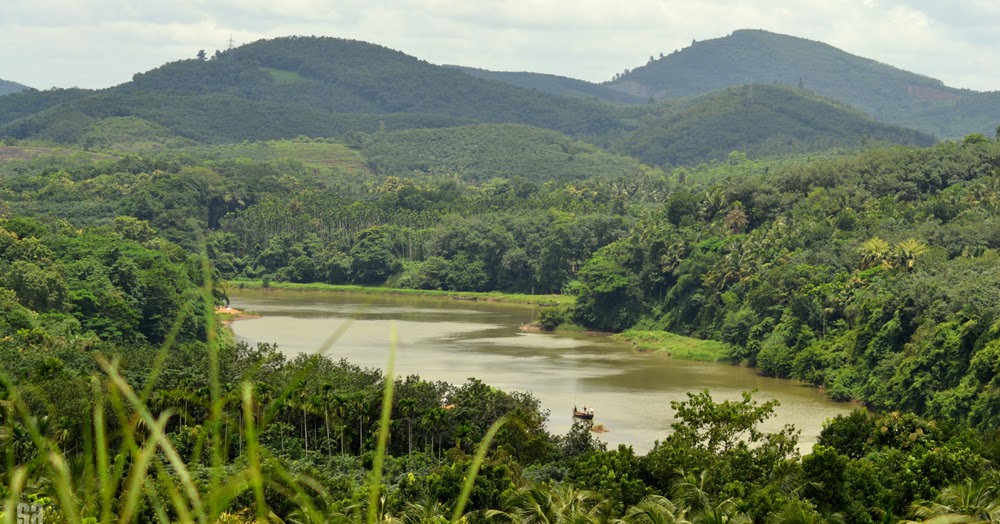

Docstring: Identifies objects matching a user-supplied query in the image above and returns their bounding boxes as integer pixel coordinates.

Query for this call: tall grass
[0,245,504,523]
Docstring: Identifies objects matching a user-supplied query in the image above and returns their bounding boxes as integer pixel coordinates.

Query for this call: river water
[228,290,855,454]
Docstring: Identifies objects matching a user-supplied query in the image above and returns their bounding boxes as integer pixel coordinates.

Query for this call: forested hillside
[610,29,1000,138]
[618,84,935,166]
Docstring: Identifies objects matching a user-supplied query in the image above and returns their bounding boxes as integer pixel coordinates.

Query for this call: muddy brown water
[228,290,855,453]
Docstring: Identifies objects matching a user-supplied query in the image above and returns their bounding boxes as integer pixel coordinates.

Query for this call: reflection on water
[229,290,855,453]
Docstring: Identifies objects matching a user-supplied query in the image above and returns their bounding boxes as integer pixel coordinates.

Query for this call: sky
[3,0,999,92]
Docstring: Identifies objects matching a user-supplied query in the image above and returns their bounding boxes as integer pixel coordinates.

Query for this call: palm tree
[894,238,929,272]
[421,407,447,457]
[351,392,370,455]
[767,499,843,524]
[486,483,610,524]
[398,397,417,456]
[859,237,892,269]
[331,392,349,455]
[724,203,749,234]
[907,478,1000,523]
[321,384,335,455]
[400,497,449,524]
[672,471,751,524]
[619,495,690,524]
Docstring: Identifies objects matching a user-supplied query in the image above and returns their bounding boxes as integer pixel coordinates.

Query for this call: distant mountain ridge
[448,66,645,104]
[0,35,934,166]
[0,78,31,96]
[606,29,1000,138]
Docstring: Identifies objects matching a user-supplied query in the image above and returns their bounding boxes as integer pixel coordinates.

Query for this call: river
[228,290,855,454]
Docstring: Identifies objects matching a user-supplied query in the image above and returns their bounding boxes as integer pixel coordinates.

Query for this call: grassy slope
[361,123,645,183]
[615,329,732,362]
[183,138,372,176]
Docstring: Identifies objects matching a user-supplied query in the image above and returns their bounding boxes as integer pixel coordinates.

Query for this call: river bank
[225,281,734,362]
[225,280,574,307]
[226,290,855,452]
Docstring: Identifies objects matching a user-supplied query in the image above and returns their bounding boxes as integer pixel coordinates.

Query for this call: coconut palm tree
[907,478,1000,524]
[672,471,751,524]
[619,495,690,524]
[486,483,611,524]
[398,397,417,456]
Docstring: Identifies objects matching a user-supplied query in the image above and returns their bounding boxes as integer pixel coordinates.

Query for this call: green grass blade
[91,377,113,524]
[451,417,507,523]
[243,383,269,521]
[199,240,224,521]
[2,467,26,524]
[367,325,398,524]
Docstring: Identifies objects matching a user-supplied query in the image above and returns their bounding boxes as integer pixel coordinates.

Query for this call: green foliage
[536,307,568,331]
[571,250,643,332]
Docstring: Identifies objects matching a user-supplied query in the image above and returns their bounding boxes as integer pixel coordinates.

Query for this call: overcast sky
[3,0,999,92]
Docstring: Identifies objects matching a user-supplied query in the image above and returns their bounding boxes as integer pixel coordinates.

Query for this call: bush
[537,307,567,331]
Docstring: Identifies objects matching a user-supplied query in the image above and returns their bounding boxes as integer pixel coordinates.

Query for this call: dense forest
[3,30,1000,524]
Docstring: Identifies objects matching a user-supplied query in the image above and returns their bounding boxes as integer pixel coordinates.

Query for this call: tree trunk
[325,410,331,455]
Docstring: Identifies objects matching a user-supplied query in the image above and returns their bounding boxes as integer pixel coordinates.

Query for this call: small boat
[573,406,595,420]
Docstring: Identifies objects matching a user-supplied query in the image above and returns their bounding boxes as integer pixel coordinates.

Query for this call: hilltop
[607,29,1000,138]
[0,78,31,96]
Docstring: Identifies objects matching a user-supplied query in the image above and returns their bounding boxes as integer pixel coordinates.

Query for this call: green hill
[618,84,936,167]
[0,35,935,166]
[0,78,32,96]
[449,66,646,104]
[609,29,1000,138]
[115,36,622,137]
[0,37,622,146]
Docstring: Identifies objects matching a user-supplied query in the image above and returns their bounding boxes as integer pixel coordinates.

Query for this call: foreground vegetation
[4,135,1000,427]
[1,98,1000,520]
